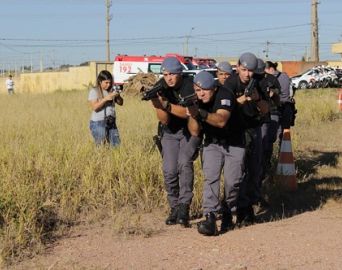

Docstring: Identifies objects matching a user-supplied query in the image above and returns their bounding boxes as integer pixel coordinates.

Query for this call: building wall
[0,62,113,94]
[327,60,342,68]
[332,42,342,55]
[281,61,342,77]
[281,61,327,77]
[1,59,342,94]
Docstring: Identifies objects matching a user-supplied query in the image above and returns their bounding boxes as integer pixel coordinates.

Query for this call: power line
[0,23,310,43]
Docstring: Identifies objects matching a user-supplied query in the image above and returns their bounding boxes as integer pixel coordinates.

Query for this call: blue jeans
[89,120,120,147]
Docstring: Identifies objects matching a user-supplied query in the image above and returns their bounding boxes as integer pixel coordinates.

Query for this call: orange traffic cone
[338,89,342,112]
[276,129,297,191]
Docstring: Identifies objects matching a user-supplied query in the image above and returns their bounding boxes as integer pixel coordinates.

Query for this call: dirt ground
[6,108,342,270]
[7,199,342,270]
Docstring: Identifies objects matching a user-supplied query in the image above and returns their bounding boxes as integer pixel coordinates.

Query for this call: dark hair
[96,70,113,88]
[265,61,278,70]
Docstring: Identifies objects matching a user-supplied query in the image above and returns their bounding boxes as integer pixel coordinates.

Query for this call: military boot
[253,197,270,215]
[197,212,218,236]
[220,210,234,233]
[236,205,255,228]
[177,203,190,227]
[165,206,178,225]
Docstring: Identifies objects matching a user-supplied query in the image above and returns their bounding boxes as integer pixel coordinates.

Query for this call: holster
[153,135,163,155]
[153,122,165,155]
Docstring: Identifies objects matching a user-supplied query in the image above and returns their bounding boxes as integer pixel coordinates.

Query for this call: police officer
[224,52,269,226]
[255,59,281,182]
[216,61,236,225]
[265,61,296,145]
[244,58,287,213]
[187,71,247,236]
[150,57,201,227]
[216,61,234,86]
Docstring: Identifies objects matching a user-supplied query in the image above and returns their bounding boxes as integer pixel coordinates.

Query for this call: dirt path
[9,200,342,270]
[7,110,342,270]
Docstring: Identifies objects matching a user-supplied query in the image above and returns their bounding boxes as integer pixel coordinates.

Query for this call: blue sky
[0,0,341,70]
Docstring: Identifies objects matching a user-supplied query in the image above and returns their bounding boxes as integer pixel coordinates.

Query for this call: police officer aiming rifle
[187,71,248,236]
[148,57,201,228]
[223,52,270,227]
[255,59,282,189]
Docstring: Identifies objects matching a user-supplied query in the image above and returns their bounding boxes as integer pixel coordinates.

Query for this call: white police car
[291,69,320,89]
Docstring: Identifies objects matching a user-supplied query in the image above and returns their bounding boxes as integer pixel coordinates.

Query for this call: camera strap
[104,106,110,143]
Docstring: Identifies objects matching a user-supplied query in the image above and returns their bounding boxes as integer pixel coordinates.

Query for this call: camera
[105,115,117,129]
[111,85,122,94]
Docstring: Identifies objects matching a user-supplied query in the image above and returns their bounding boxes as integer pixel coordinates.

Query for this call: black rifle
[179,93,198,107]
[244,78,256,97]
[141,81,165,101]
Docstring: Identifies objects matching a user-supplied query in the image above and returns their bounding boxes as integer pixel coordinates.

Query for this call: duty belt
[204,137,229,147]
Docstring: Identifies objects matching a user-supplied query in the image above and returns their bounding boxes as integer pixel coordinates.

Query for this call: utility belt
[204,137,230,147]
[279,99,295,109]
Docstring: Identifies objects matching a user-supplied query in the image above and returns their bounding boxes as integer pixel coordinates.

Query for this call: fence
[0,61,113,94]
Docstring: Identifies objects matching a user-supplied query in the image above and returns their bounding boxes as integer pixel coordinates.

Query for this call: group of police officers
[149,52,294,236]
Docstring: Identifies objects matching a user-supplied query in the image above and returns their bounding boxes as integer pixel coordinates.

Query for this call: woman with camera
[88,70,123,147]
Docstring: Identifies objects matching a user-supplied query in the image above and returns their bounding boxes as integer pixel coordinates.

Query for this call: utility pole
[184,27,194,55]
[263,40,270,59]
[30,54,33,72]
[311,0,319,62]
[106,0,112,62]
[40,52,43,72]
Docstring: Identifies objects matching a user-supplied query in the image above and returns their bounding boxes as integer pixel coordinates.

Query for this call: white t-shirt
[88,88,116,121]
[6,79,14,89]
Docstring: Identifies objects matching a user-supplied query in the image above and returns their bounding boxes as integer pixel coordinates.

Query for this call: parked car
[291,69,319,90]
[291,65,342,90]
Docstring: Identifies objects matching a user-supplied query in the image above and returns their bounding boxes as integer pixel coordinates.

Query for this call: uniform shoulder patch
[221,99,231,106]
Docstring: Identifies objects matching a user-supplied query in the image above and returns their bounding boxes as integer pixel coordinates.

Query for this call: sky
[0,0,342,70]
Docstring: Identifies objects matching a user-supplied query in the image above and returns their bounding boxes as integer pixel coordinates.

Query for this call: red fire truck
[112,53,216,89]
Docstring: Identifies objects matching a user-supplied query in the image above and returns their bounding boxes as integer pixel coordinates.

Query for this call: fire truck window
[148,64,162,74]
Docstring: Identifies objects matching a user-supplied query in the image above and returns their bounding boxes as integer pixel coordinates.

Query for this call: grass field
[0,88,341,264]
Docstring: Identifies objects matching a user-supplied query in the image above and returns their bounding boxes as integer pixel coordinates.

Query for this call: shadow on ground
[256,150,342,222]
[296,150,340,178]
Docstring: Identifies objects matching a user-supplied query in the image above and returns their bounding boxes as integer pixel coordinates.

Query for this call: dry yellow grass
[0,88,341,264]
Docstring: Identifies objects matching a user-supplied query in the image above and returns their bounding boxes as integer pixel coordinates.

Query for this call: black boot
[253,197,270,215]
[197,212,218,236]
[177,203,190,227]
[220,210,234,233]
[165,206,178,225]
[236,205,255,228]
